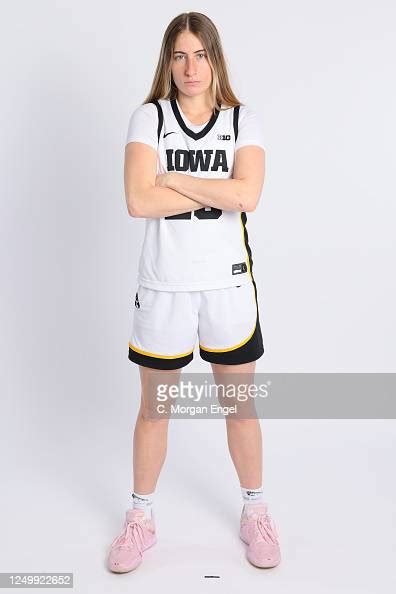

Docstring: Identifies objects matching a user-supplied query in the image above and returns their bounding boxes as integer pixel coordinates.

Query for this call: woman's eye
[174,53,206,61]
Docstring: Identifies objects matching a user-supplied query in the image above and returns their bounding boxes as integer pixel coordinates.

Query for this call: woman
[107,11,281,572]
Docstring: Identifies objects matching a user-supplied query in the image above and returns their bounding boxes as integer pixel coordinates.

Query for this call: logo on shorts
[135,292,140,308]
[232,262,248,275]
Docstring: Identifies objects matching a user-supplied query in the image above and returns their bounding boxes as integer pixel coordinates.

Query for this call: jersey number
[165,207,222,220]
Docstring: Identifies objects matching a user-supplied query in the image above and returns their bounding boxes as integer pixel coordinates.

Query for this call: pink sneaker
[240,503,281,568]
[107,508,157,573]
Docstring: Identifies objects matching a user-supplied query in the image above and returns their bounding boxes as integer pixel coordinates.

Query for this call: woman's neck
[176,93,214,124]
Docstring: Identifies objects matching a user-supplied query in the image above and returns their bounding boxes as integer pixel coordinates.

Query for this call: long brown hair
[142,12,243,112]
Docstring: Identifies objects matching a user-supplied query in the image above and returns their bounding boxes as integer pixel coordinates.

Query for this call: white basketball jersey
[132,97,260,292]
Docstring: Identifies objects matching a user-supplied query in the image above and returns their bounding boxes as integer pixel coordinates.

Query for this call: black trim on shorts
[199,307,264,365]
[128,346,193,370]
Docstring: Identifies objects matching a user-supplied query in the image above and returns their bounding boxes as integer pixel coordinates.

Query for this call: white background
[1,1,395,592]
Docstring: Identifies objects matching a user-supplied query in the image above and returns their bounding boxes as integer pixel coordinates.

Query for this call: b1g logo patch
[217,134,231,140]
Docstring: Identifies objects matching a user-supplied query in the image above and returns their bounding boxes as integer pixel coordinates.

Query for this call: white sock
[132,491,155,519]
[241,485,264,506]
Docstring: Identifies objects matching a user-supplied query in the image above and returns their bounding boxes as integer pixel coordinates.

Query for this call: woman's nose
[185,58,197,76]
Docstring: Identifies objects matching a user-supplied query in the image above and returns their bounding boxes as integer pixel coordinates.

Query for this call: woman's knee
[138,365,181,422]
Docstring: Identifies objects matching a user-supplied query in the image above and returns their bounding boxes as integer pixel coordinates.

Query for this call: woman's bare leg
[212,361,262,489]
[132,365,181,494]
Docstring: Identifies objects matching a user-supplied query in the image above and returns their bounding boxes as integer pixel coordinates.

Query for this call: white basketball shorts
[128,280,264,370]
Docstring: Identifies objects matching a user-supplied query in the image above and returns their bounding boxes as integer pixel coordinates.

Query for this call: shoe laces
[111,518,146,554]
[254,512,279,545]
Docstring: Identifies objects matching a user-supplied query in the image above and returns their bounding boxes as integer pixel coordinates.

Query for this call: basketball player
[107,12,281,572]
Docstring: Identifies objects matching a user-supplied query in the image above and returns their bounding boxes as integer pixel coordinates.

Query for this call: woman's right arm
[124,142,204,218]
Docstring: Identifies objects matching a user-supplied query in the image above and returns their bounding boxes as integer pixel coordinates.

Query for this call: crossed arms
[124,142,265,219]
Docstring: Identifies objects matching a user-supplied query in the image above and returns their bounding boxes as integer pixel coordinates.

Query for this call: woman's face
[171,30,213,98]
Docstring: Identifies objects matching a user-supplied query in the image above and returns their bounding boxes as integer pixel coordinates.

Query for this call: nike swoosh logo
[164,131,176,138]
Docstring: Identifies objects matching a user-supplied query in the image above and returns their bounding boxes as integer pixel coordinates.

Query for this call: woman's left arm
[156,145,265,213]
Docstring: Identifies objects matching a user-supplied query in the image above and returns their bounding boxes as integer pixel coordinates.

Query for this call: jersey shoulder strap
[149,100,164,145]
[233,105,240,141]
